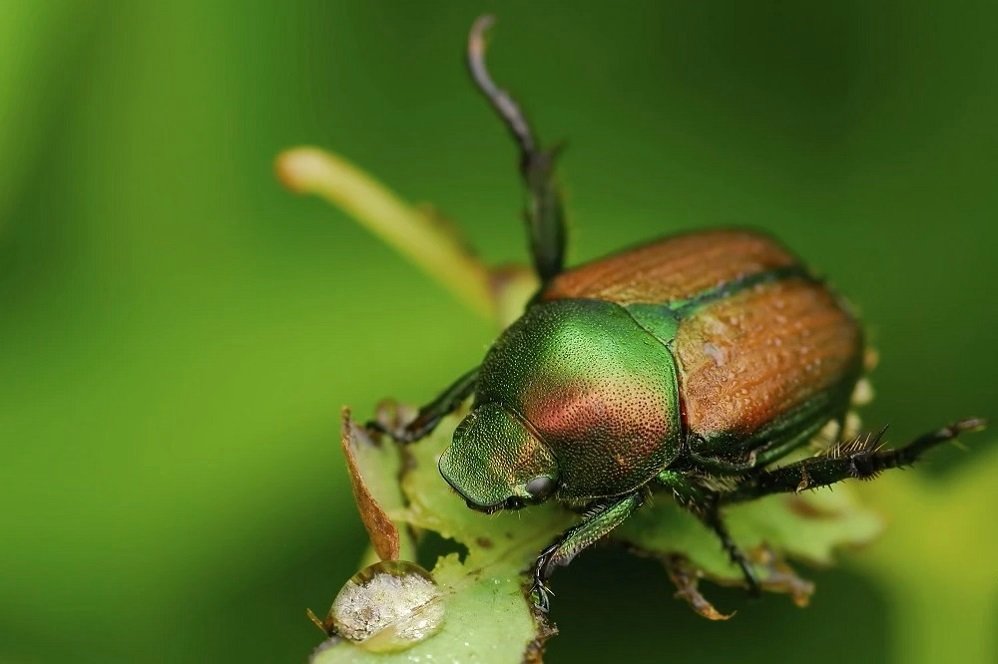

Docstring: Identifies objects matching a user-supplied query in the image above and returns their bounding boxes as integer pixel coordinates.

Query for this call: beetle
[371,16,985,612]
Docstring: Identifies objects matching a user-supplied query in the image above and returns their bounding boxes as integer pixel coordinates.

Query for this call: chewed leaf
[313,407,567,664]
[615,480,882,607]
[662,554,734,621]
[312,553,553,664]
[396,408,574,553]
[749,546,815,608]
[316,405,885,662]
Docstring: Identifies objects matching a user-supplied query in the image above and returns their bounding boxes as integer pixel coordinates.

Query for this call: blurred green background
[2,1,996,662]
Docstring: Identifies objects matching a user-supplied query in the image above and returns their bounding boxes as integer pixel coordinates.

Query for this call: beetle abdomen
[540,229,797,306]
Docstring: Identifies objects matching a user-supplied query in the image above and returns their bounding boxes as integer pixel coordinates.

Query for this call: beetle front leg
[530,492,644,612]
[367,367,479,443]
[718,418,986,504]
[467,16,567,284]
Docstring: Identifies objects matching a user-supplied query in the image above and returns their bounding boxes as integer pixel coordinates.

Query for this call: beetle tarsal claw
[529,548,560,613]
[529,578,555,614]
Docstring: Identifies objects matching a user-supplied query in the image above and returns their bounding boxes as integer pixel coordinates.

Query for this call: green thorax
[474,299,681,500]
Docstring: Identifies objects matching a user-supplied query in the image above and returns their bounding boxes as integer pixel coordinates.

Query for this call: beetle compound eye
[525,476,555,501]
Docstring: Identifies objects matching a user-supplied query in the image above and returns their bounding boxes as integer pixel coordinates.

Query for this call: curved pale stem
[276,147,498,319]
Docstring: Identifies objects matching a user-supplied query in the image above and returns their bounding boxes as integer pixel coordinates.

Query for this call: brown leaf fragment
[307,607,337,637]
[521,607,559,664]
[752,546,815,607]
[664,554,734,621]
[341,407,401,560]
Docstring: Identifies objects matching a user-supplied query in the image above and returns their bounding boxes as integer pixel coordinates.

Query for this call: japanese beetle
[372,16,985,612]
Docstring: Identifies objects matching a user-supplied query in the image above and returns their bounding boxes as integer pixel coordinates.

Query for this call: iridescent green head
[438,403,558,512]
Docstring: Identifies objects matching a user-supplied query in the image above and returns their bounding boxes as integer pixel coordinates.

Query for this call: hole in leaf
[416,531,469,569]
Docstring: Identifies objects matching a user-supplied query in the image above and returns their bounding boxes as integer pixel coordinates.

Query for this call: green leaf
[312,406,886,661]
[615,482,883,613]
[312,407,569,664]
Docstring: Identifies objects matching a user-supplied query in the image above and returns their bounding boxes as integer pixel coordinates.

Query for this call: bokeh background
[2,2,996,662]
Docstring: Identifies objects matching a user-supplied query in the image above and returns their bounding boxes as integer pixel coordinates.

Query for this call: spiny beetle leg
[467,16,567,284]
[658,470,761,594]
[366,367,479,444]
[719,418,987,505]
[702,499,761,596]
[528,492,644,612]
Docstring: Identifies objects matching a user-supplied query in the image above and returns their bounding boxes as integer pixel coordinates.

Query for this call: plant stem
[276,147,495,319]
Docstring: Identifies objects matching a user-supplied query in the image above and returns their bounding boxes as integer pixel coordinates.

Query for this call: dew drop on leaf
[330,560,445,653]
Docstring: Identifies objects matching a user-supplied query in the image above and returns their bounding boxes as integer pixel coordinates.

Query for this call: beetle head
[438,403,558,513]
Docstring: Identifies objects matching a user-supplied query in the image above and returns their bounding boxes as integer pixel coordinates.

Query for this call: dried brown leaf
[340,407,403,561]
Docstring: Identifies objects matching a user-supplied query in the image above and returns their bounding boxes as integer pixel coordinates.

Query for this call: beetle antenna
[467,15,537,158]
[466,15,568,283]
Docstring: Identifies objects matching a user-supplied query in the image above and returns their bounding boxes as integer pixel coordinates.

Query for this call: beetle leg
[530,492,644,612]
[467,16,567,284]
[367,367,479,443]
[718,418,986,504]
[658,470,761,594]
[701,498,761,596]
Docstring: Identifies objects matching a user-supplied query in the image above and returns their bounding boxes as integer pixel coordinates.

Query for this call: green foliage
[314,407,884,661]
[313,410,569,663]
[618,480,882,590]
[2,3,996,663]
[853,445,998,663]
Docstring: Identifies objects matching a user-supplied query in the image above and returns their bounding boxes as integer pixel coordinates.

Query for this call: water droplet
[329,560,445,653]
[702,342,727,367]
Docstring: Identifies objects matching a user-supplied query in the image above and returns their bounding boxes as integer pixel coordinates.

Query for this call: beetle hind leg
[701,499,761,596]
[657,470,761,595]
[718,418,986,505]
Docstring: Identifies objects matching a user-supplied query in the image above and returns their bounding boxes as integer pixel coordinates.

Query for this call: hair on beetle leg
[809,419,844,452]
[947,437,971,452]
[821,426,888,461]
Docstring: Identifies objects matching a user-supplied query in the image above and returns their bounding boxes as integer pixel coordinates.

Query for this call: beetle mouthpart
[503,496,526,511]
[464,498,501,514]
